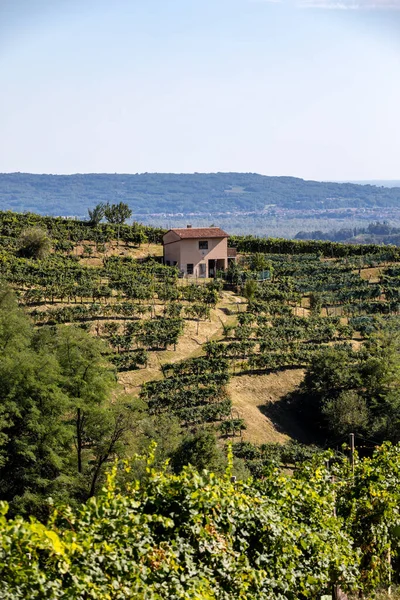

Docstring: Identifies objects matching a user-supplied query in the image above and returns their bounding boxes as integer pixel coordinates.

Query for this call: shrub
[18,227,52,259]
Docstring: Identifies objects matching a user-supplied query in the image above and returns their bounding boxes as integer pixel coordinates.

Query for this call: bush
[18,227,52,259]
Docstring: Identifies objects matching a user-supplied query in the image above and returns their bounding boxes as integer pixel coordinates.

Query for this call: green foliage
[322,391,369,436]
[104,202,132,225]
[18,227,52,259]
[87,203,105,226]
[335,443,400,594]
[0,290,71,517]
[172,430,226,474]
[231,234,400,259]
[0,288,135,515]
[232,440,322,476]
[219,418,246,438]
[299,332,400,443]
[243,278,257,302]
[142,357,231,427]
[0,450,360,599]
[249,252,269,272]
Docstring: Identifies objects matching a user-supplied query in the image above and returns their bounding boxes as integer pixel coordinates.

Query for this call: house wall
[164,241,181,267]
[179,237,228,277]
[163,231,181,266]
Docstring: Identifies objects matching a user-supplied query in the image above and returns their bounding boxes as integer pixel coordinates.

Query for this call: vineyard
[1,211,400,595]
[1,210,400,442]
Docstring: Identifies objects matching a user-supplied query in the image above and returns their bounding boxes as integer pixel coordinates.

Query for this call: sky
[0,0,399,180]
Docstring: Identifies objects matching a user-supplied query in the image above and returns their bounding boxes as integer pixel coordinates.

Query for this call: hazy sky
[1,0,399,180]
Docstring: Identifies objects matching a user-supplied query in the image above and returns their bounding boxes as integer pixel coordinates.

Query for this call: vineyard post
[349,433,355,475]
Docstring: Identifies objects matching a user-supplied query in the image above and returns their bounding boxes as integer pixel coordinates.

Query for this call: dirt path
[118,290,244,395]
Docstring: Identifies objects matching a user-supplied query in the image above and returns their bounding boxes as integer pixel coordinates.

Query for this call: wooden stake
[349,433,355,475]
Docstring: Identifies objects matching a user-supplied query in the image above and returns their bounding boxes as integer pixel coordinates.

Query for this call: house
[163,226,235,278]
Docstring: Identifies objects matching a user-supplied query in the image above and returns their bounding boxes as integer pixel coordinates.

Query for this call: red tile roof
[167,227,229,239]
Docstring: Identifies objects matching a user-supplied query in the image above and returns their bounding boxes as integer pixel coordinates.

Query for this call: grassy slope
[227,370,306,444]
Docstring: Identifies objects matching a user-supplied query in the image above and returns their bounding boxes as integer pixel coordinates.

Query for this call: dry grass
[77,242,163,267]
[227,369,306,444]
[358,267,383,282]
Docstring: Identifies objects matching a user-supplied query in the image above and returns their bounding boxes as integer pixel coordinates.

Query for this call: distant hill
[1,172,400,219]
[344,180,400,188]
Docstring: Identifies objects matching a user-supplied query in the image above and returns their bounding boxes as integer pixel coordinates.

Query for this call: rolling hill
[1,172,400,218]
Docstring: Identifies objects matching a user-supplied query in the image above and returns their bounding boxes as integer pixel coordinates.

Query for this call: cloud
[298,0,400,8]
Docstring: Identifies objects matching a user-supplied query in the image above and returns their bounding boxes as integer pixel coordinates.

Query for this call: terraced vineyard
[1,210,400,455]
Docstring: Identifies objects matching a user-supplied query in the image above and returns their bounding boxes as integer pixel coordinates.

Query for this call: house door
[208,259,216,278]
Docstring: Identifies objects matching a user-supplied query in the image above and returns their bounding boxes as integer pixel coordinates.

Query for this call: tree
[104,202,133,245]
[300,333,400,443]
[322,390,369,436]
[104,202,132,225]
[171,430,226,474]
[87,203,105,226]
[249,252,268,272]
[0,289,71,518]
[309,292,322,316]
[17,227,51,259]
[226,260,242,286]
[85,399,137,498]
[43,326,124,497]
[243,279,258,303]
[0,287,135,514]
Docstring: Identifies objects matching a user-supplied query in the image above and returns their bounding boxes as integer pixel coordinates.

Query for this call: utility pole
[349,433,355,475]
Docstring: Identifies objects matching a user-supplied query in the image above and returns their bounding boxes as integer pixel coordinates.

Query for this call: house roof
[166,227,229,240]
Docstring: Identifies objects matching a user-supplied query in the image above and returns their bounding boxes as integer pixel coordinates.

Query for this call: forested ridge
[1,209,400,597]
[1,172,400,216]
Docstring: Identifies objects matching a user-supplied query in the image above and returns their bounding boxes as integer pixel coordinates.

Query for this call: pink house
[163,226,234,278]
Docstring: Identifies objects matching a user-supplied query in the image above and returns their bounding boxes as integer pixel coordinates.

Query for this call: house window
[165,260,170,266]
[199,263,206,276]
[187,264,194,275]
[199,241,208,250]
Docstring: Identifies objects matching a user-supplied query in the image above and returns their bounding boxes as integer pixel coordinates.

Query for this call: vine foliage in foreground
[0,448,359,599]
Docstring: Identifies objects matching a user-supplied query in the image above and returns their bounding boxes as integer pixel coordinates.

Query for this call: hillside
[2,172,400,216]
[1,210,400,597]
[0,211,400,505]
[0,211,399,454]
